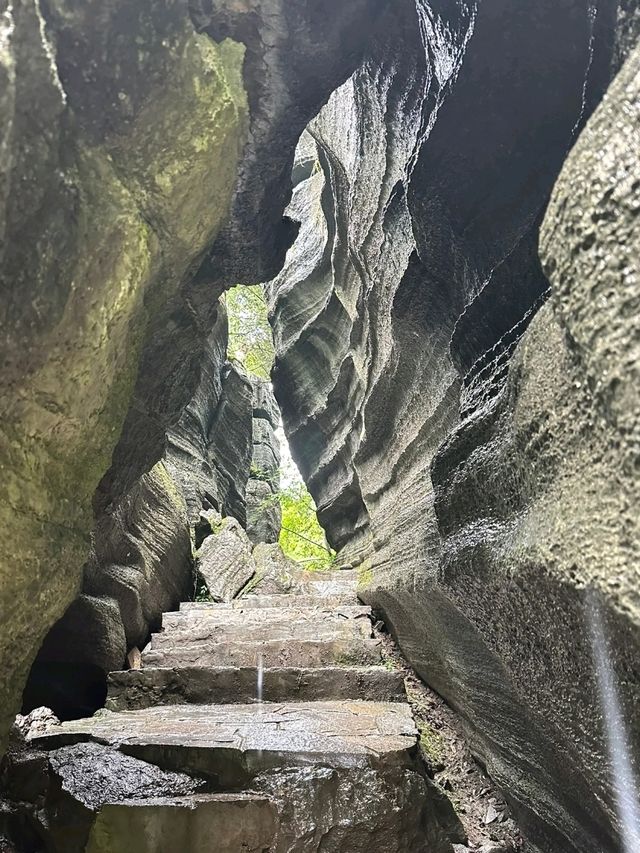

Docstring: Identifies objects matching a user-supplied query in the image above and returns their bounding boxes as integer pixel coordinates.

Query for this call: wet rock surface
[266,3,639,852]
[0,0,391,752]
[0,732,203,852]
[0,0,249,749]
[47,743,202,811]
[85,794,278,853]
[1,0,638,851]
[254,764,446,853]
[106,665,406,711]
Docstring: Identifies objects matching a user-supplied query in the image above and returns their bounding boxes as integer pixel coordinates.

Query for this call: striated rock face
[2,0,637,849]
[268,3,639,851]
[196,516,256,602]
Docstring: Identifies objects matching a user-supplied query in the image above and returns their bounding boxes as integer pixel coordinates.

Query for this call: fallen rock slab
[31,701,419,782]
[196,517,256,602]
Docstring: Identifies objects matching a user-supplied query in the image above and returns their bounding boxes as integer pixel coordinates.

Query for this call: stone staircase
[30,569,453,852]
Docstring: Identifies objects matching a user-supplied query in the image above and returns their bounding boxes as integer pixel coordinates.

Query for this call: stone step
[106,665,406,710]
[150,614,372,648]
[85,793,278,853]
[31,700,419,784]
[141,636,382,669]
[180,593,358,611]
[164,604,372,627]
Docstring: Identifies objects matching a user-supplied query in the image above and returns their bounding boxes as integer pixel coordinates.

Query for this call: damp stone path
[29,569,455,852]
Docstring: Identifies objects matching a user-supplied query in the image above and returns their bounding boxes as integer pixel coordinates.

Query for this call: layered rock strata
[268,4,639,852]
[23,351,257,720]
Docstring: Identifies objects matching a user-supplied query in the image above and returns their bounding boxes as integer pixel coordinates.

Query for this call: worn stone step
[151,613,372,648]
[85,793,278,853]
[180,593,358,611]
[31,701,419,784]
[164,603,372,627]
[106,665,406,710]
[141,635,382,669]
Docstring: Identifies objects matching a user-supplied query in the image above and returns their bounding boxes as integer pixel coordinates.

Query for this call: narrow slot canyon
[0,1,639,851]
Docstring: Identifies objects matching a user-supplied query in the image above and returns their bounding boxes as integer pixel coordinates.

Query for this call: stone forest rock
[246,379,283,545]
[1,0,639,851]
[196,517,256,602]
[0,0,387,751]
[23,342,259,718]
[246,479,282,545]
[0,0,248,750]
[266,3,640,852]
[248,543,299,595]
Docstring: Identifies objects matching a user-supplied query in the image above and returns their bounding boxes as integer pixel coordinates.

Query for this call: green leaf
[224,284,274,380]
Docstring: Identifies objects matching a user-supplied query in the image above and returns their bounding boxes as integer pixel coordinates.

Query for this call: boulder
[0,740,203,853]
[254,765,450,853]
[244,543,301,596]
[197,518,256,602]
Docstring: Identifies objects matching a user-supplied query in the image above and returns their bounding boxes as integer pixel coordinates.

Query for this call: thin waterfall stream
[586,591,640,852]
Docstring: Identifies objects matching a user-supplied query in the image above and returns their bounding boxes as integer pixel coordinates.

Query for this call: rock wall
[246,380,283,546]
[23,309,258,719]
[0,0,248,751]
[268,3,639,851]
[0,0,391,750]
[3,1,637,849]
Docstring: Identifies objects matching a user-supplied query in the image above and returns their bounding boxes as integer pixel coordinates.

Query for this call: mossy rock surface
[0,0,248,752]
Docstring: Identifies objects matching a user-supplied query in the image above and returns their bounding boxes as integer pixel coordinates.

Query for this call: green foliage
[418,721,446,765]
[224,284,274,380]
[250,463,278,485]
[277,482,335,571]
[194,573,213,602]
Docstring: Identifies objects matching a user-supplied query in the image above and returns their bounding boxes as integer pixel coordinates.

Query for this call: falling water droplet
[586,589,640,853]
[257,652,264,715]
